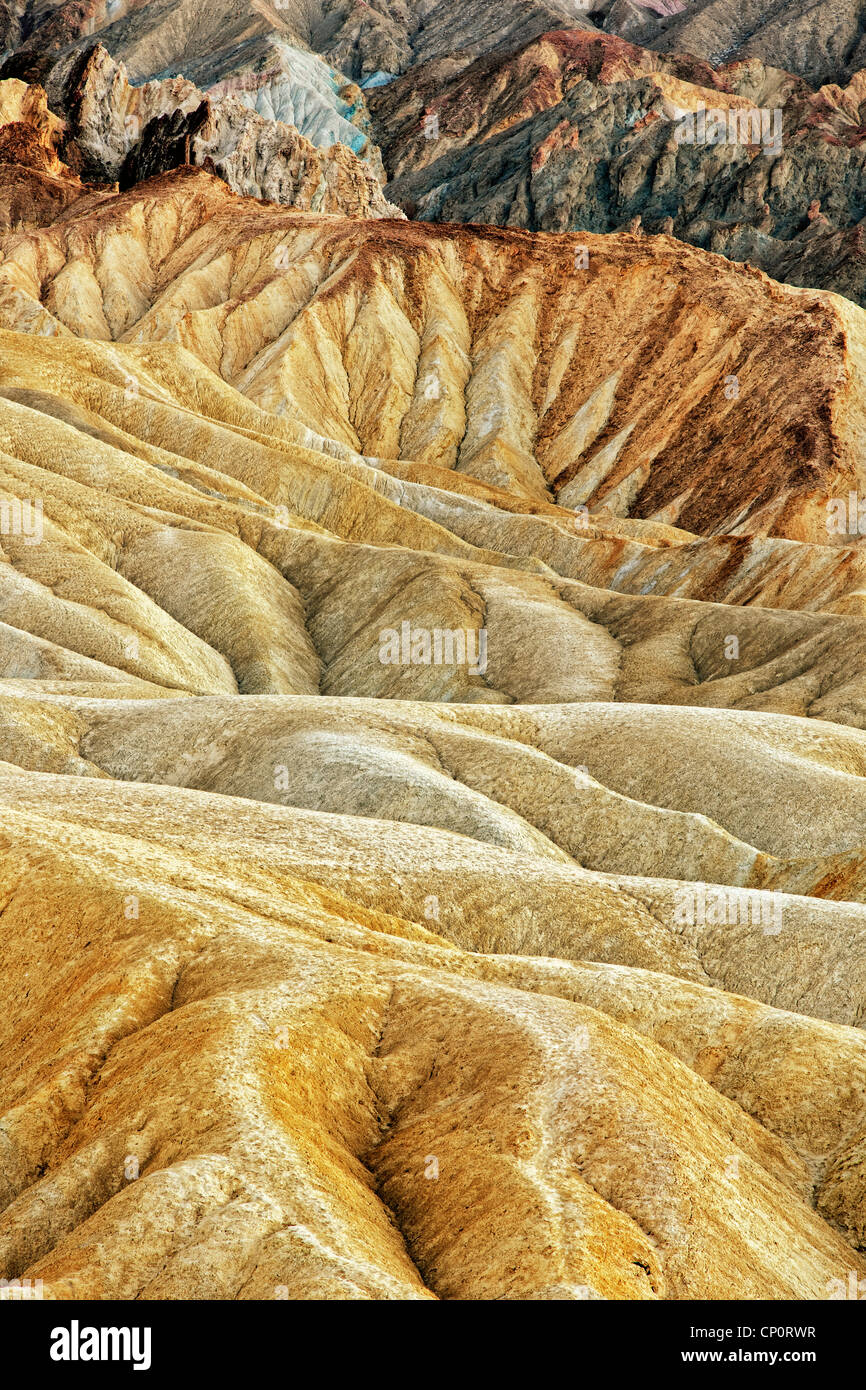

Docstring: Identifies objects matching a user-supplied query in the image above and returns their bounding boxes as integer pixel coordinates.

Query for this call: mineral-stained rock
[1,168,865,541]
[53,45,402,218]
[0,73,866,1302]
[190,39,389,181]
[370,29,866,307]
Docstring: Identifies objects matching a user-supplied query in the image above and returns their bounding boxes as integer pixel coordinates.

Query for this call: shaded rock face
[368,30,866,307]
[0,0,556,196]
[603,0,866,88]
[0,167,866,1297]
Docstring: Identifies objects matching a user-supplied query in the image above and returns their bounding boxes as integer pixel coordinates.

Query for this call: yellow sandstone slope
[2,774,866,1300]
[1,166,866,1300]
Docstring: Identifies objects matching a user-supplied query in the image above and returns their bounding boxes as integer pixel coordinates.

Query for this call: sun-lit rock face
[1,167,865,542]
[51,46,402,219]
[3,763,866,1300]
[1,36,866,1305]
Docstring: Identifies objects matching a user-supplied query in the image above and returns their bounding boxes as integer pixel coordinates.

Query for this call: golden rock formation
[0,160,865,1302]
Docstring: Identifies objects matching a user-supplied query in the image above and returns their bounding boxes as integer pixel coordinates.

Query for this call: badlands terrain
[370,29,866,307]
[0,3,865,1305]
[5,4,866,304]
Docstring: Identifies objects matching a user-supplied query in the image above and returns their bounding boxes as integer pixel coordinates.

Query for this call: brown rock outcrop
[0,78,98,231]
[0,168,863,540]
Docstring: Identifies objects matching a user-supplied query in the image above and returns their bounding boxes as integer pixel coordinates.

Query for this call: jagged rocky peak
[367,27,866,308]
[0,45,404,219]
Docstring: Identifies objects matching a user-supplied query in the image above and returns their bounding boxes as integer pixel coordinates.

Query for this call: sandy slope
[0,153,865,1301]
